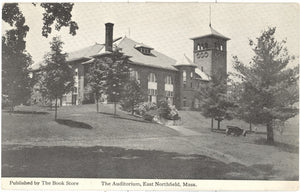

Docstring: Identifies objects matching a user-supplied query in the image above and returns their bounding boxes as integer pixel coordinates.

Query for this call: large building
[32,23,230,110]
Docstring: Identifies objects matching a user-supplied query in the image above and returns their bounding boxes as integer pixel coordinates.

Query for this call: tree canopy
[232,27,298,144]
[40,36,74,119]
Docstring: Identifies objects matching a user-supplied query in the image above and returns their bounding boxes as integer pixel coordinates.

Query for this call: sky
[2,3,299,72]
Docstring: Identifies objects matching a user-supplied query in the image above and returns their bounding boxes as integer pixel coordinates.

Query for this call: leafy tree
[2,3,78,111]
[233,27,298,144]
[120,79,144,115]
[198,76,236,130]
[86,59,109,112]
[2,4,33,112]
[2,3,78,38]
[40,36,74,119]
[105,48,130,116]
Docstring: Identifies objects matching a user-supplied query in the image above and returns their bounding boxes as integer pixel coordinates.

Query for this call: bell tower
[190,26,230,80]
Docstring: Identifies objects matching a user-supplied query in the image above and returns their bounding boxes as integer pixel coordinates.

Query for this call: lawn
[1,104,299,180]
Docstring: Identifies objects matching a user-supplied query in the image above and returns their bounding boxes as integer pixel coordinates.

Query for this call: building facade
[32,23,229,110]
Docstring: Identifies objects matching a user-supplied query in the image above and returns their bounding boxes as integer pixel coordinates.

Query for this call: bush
[82,93,94,104]
[157,100,179,120]
[135,102,157,116]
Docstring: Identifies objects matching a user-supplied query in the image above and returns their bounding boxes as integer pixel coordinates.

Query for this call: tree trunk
[55,96,58,120]
[211,118,214,130]
[96,98,99,113]
[217,120,221,130]
[9,102,14,114]
[60,96,63,106]
[114,102,117,117]
[266,121,274,145]
[131,103,134,115]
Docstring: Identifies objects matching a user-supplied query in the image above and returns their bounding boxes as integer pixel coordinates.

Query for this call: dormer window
[135,44,153,55]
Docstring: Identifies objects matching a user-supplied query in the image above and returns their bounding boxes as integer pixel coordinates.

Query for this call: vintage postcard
[1,1,299,191]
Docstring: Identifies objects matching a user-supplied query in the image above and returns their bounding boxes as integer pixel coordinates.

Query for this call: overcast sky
[2,3,299,72]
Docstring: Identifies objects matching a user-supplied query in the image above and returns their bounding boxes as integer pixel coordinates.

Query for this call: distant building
[31,23,229,110]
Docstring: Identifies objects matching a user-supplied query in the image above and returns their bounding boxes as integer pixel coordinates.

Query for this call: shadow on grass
[3,110,49,115]
[98,112,151,123]
[254,138,299,154]
[2,145,280,180]
[55,119,93,129]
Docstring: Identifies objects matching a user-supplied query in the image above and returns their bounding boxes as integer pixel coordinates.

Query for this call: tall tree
[198,76,236,130]
[2,3,78,111]
[40,36,74,119]
[121,79,144,115]
[2,4,32,112]
[233,27,298,144]
[86,59,109,112]
[105,48,130,116]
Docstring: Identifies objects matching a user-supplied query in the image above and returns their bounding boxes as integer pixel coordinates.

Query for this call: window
[190,72,193,78]
[200,44,204,50]
[190,82,193,88]
[130,69,139,81]
[201,66,204,72]
[73,87,77,93]
[165,76,172,84]
[148,73,157,82]
[215,42,220,50]
[205,43,208,49]
[220,44,223,51]
[165,91,173,97]
[197,44,200,50]
[183,97,187,107]
[148,89,157,95]
[183,71,186,82]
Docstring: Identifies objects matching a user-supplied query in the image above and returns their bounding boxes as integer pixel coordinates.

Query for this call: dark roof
[190,26,230,40]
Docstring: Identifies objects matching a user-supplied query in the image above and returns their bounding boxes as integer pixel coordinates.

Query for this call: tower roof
[190,26,230,41]
[174,54,197,67]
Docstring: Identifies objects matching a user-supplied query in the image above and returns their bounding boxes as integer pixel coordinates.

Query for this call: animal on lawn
[226,126,247,137]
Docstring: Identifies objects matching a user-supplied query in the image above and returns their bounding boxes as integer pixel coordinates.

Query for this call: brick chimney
[105,23,114,52]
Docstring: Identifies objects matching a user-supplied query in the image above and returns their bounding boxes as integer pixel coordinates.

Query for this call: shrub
[135,102,157,116]
[157,100,179,120]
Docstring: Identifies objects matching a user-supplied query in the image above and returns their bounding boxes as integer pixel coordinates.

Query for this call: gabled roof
[30,37,178,71]
[190,26,230,40]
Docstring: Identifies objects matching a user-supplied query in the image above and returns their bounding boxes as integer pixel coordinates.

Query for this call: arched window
[165,75,172,84]
[204,43,208,49]
[220,44,223,51]
[200,44,204,50]
[183,71,186,82]
[190,72,193,78]
[148,73,157,82]
[197,44,200,50]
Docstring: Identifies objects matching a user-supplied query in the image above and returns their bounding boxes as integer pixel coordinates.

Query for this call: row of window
[148,94,174,104]
[196,42,224,51]
[182,70,194,82]
[139,48,151,54]
[130,70,173,84]
[148,89,174,97]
